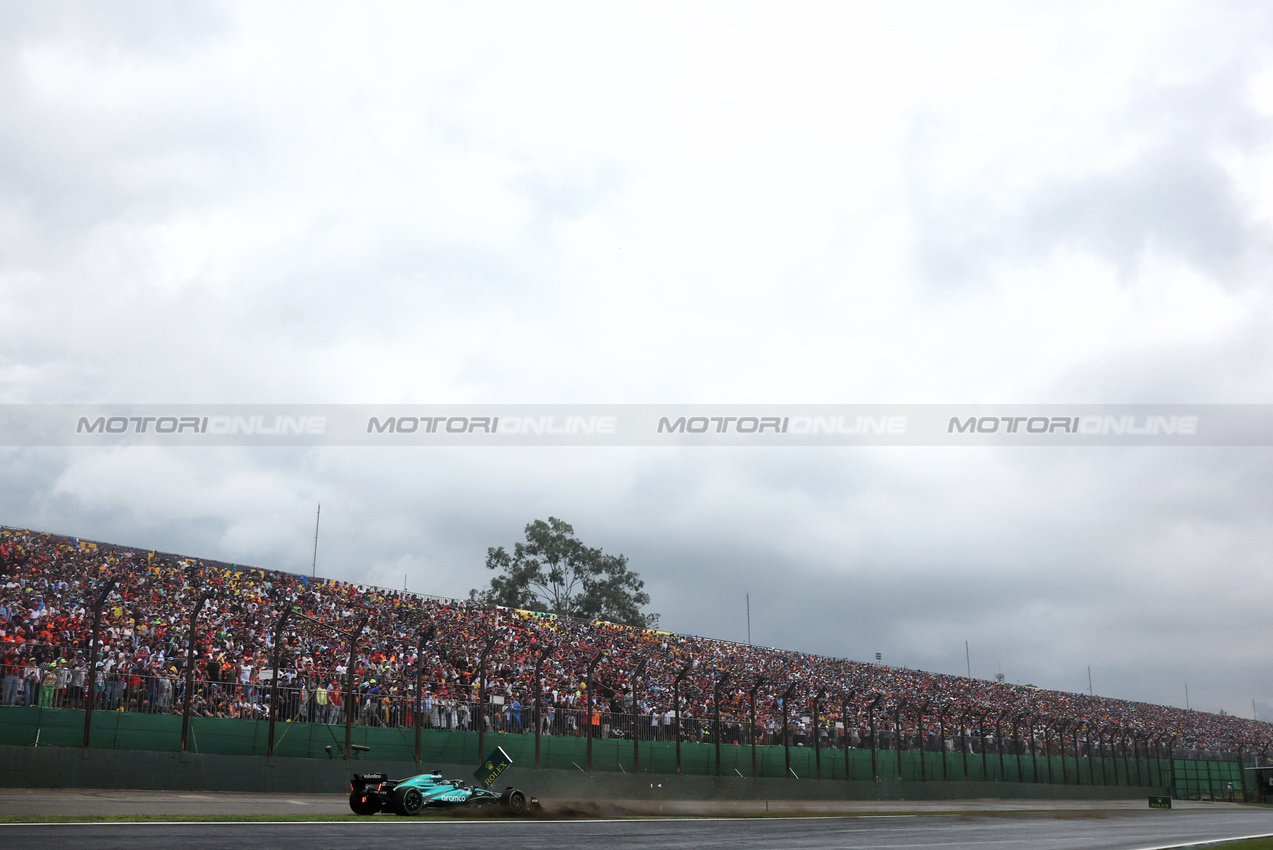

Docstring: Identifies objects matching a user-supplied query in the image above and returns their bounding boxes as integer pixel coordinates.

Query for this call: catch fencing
[0,699,1254,801]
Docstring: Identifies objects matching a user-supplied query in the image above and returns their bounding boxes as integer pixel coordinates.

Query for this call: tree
[469,517,659,629]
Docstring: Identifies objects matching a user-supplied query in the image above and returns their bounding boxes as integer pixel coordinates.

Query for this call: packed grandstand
[1,526,1269,761]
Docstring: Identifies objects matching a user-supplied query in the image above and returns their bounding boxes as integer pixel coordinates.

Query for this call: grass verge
[0,814,451,823]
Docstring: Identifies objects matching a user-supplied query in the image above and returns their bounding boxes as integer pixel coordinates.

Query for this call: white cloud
[3,0,1273,716]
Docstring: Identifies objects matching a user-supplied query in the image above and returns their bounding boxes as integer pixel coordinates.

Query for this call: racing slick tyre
[396,787,425,817]
[349,790,381,816]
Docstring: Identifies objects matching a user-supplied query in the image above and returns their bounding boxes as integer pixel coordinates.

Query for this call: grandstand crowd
[2,527,1269,760]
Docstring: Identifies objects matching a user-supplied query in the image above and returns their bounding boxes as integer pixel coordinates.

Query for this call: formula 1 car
[348,771,538,816]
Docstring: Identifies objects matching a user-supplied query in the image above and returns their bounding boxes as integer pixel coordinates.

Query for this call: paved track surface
[5,810,1273,850]
[3,790,1272,849]
[0,788,1241,817]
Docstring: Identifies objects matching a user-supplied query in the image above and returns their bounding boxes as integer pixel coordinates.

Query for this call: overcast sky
[3,1,1273,718]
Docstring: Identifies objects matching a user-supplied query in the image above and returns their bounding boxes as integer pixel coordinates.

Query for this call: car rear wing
[350,772,388,789]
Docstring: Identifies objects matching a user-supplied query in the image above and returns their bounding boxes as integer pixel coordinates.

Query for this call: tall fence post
[977,709,992,781]
[1010,714,1023,782]
[1168,734,1178,796]
[893,699,908,781]
[674,662,692,774]
[1072,723,1082,785]
[1084,725,1097,786]
[1147,735,1158,789]
[960,709,973,781]
[414,624,434,764]
[1099,727,1111,785]
[782,683,797,779]
[1134,733,1145,787]
[1058,721,1070,785]
[714,671,732,776]
[995,715,1006,782]
[343,614,369,761]
[1026,715,1036,782]
[585,651,602,771]
[180,587,214,753]
[916,700,929,782]
[1040,717,1053,785]
[266,605,293,758]
[938,704,953,782]
[82,575,119,749]
[842,690,855,781]
[476,633,501,762]
[868,694,884,781]
[631,655,648,773]
[812,687,825,780]
[534,644,553,769]
[749,677,765,778]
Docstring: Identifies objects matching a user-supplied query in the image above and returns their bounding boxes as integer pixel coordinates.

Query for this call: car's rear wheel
[506,790,527,813]
[397,787,425,816]
[349,790,381,816]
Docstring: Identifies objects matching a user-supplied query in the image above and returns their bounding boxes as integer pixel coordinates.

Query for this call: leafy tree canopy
[469,517,659,629]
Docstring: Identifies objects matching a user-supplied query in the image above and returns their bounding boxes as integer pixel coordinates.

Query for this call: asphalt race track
[6,810,1273,850]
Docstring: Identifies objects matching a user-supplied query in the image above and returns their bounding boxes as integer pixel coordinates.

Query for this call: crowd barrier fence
[0,703,1251,801]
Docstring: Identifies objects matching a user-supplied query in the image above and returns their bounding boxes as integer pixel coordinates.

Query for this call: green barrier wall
[0,706,1241,799]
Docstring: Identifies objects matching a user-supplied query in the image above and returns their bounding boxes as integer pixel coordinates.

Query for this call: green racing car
[348,771,538,816]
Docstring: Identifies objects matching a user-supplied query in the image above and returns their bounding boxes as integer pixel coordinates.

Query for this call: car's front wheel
[396,787,425,816]
[349,790,381,816]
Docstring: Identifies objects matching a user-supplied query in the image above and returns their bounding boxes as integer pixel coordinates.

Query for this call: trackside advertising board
[474,746,513,788]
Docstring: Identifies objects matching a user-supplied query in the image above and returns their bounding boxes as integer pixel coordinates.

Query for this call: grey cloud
[908,60,1273,290]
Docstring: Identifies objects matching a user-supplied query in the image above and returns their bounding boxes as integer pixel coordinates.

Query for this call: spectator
[1,526,1269,758]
